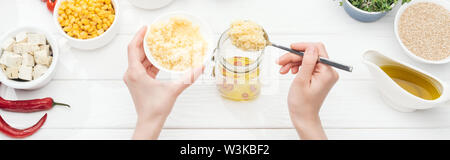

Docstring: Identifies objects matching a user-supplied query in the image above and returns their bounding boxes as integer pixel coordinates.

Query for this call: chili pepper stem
[53,101,71,108]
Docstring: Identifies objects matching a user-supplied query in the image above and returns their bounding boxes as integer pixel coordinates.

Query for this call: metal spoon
[263,30,353,72]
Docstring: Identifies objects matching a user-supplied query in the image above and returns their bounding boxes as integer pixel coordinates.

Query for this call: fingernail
[282,66,289,73]
[309,47,315,54]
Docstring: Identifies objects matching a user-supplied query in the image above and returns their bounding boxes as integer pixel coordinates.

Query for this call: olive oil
[216,56,261,101]
[380,65,441,100]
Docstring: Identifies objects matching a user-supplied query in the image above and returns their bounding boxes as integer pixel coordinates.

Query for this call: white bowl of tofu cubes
[0,27,58,90]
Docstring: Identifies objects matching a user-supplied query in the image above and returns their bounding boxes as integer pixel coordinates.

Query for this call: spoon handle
[271,43,353,72]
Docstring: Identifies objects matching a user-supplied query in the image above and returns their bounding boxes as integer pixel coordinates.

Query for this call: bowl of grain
[143,12,214,74]
[394,0,450,64]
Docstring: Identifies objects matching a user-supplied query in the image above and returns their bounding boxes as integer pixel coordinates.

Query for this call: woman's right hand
[278,42,339,140]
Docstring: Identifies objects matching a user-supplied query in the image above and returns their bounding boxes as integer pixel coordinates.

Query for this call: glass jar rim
[215,28,264,73]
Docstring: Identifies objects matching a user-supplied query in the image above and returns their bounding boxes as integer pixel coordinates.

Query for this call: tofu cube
[18,65,33,81]
[13,43,39,54]
[34,50,52,66]
[22,53,35,67]
[36,46,50,56]
[0,51,22,68]
[15,32,28,43]
[1,38,15,51]
[40,45,50,53]
[5,67,19,79]
[27,33,46,45]
[33,64,48,80]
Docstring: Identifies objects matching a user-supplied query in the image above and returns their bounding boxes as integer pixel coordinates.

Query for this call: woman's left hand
[124,26,204,140]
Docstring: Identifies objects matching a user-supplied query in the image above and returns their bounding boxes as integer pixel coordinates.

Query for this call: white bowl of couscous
[143,12,214,74]
[53,0,120,50]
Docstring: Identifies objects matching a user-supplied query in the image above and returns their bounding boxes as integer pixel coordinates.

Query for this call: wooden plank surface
[0,0,449,139]
[1,79,450,129]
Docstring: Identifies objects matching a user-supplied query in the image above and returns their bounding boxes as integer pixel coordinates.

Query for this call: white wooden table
[1,0,450,140]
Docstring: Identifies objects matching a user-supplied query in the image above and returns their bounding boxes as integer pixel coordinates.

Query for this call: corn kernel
[58,0,115,39]
[97,29,104,35]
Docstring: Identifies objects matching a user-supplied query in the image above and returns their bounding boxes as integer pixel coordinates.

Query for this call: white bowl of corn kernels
[53,0,119,50]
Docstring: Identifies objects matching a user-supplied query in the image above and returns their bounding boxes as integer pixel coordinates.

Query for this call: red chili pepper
[47,0,57,13]
[0,97,70,113]
[0,113,47,138]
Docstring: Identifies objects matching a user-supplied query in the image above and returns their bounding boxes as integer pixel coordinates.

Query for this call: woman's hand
[278,42,339,140]
[124,26,204,140]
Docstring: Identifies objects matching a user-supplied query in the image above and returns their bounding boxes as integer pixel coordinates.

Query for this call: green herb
[345,0,411,12]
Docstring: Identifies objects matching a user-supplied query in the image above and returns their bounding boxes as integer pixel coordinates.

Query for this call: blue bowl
[343,0,395,22]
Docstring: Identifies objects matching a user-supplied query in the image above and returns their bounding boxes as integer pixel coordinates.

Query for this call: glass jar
[213,29,264,101]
